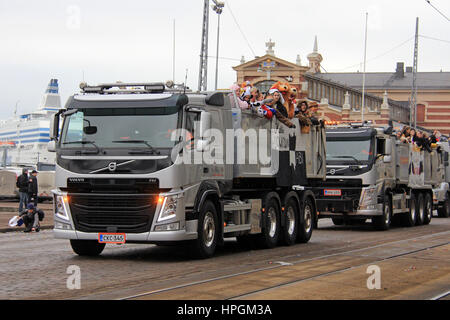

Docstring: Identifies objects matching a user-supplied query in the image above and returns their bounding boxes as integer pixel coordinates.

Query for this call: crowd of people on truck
[396,126,445,152]
[229,81,323,129]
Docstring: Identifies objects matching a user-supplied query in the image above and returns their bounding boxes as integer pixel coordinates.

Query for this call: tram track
[119,230,450,300]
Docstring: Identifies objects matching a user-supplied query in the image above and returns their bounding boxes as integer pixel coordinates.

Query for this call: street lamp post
[212,1,224,90]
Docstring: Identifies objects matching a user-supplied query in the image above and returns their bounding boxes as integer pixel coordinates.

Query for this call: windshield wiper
[63,140,100,154]
[328,155,362,165]
[112,140,160,155]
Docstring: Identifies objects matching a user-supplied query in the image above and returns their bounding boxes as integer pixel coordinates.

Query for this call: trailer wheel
[70,240,105,256]
[437,193,450,218]
[256,197,280,249]
[297,197,314,243]
[280,197,298,246]
[192,200,218,258]
[373,194,392,231]
[415,193,425,226]
[423,193,433,225]
[402,192,417,227]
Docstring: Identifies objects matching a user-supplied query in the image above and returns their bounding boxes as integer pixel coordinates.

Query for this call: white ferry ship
[0,79,61,170]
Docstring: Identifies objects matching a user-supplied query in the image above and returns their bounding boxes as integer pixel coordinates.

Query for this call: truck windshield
[60,107,180,149]
[326,139,373,163]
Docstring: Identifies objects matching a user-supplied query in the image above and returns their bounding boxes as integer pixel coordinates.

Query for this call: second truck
[315,122,448,230]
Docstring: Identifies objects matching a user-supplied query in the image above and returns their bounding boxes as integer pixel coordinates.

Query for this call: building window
[254,80,276,95]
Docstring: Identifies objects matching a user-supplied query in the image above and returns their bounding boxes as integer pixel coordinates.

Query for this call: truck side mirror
[196,111,211,152]
[384,139,392,156]
[199,111,211,139]
[47,140,56,153]
[383,155,392,163]
[50,114,59,141]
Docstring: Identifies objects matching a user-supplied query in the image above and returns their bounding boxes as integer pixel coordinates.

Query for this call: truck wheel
[332,217,344,225]
[423,193,433,225]
[437,193,450,218]
[280,198,298,246]
[402,192,417,227]
[256,197,280,249]
[70,240,105,256]
[297,197,314,243]
[415,193,425,226]
[373,195,392,231]
[192,200,218,258]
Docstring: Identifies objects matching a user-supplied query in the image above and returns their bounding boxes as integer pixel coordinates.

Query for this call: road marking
[430,290,450,300]
[119,230,450,300]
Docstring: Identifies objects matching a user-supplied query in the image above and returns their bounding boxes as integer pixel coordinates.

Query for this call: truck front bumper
[54,221,198,243]
[318,203,382,218]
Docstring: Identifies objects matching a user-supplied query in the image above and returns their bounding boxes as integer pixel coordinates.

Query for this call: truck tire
[415,193,425,226]
[256,197,280,249]
[437,193,450,218]
[191,200,218,259]
[402,192,417,227]
[297,197,314,243]
[423,193,433,225]
[332,217,344,226]
[70,240,105,256]
[280,197,298,246]
[373,195,392,231]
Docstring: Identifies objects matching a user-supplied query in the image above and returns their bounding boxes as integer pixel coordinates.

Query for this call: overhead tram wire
[425,0,450,22]
[331,37,414,72]
[225,1,256,57]
[420,35,450,44]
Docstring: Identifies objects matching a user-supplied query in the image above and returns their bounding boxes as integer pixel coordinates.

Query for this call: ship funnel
[39,79,61,111]
[46,79,59,94]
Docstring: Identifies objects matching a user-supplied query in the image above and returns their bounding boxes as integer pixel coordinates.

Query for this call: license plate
[324,189,342,196]
[98,233,126,244]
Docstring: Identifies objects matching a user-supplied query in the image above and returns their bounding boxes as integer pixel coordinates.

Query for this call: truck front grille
[69,194,157,233]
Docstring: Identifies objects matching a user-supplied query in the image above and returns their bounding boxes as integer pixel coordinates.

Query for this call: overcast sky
[0,0,449,118]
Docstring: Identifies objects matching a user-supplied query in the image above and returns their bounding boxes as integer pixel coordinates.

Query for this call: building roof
[314,71,450,90]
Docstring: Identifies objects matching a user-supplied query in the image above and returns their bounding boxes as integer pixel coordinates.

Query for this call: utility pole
[361,13,368,123]
[212,1,224,90]
[198,0,210,92]
[410,17,419,128]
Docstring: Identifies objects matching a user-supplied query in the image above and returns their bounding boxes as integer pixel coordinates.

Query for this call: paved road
[1,216,449,300]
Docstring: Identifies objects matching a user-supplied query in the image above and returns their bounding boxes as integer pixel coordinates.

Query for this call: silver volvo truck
[432,139,450,218]
[48,82,326,258]
[314,123,446,230]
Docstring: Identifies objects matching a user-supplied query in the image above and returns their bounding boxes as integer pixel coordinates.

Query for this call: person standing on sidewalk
[28,170,38,207]
[16,168,29,213]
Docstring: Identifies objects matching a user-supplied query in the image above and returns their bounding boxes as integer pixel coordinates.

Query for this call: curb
[0,225,54,233]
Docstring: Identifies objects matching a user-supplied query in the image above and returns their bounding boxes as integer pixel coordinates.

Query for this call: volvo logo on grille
[329,169,336,175]
[108,162,117,172]
[89,160,136,174]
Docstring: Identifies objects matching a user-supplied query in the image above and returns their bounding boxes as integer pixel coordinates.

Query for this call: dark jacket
[18,208,45,230]
[28,175,38,194]
[275,101,288,118]
[16,173,29,193]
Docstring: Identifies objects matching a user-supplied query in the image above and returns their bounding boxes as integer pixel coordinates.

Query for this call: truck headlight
[55,195,70,221]
[157,196,178,222]
[360,187,377,206]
